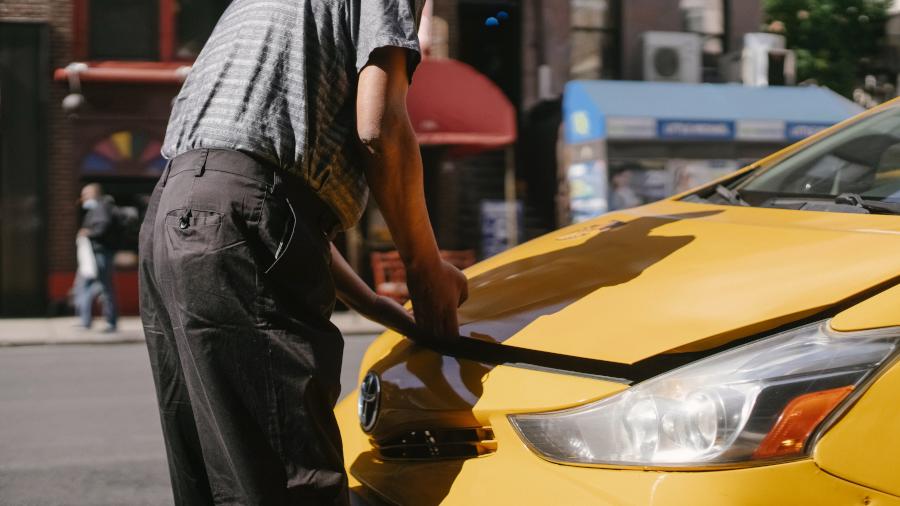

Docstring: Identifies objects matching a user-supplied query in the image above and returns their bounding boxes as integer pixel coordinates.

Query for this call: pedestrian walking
[76,183,118,332]
[139,0,467,504]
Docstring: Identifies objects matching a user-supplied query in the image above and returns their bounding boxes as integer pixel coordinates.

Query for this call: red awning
[407,58,516,149]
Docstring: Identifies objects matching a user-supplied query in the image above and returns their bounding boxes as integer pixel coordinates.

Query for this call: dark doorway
[0,22,49,316]
[457,1,522,109]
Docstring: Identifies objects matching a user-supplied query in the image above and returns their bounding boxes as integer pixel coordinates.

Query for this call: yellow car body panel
[338,100,900,504]
[458,199,900,363]
[814,359,900,497]
[832,283,900,331]
[338,395,900,506]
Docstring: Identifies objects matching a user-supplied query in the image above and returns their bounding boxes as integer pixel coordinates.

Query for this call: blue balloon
[496,11,509,20]
[485,16,499,27]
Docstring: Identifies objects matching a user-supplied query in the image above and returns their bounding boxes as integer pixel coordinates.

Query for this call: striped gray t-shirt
[162,0,423,229]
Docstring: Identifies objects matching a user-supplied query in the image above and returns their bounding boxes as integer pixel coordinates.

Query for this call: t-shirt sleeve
[354,0,425,80]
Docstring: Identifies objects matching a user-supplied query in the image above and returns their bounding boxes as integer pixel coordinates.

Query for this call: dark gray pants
[139,148,348,505]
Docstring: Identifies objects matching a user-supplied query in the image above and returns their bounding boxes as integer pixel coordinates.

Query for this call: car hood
[457,200,900,365]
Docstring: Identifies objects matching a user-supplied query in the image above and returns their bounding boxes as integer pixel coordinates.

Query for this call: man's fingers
[407,266,465,341]
[439,306,459,340]
[414,304,445,341]
[458,281,469,306]
[413,302,430,329]
[415,309,453,341]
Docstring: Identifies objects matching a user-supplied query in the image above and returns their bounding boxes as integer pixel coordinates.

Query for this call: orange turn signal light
[753,385,854,459]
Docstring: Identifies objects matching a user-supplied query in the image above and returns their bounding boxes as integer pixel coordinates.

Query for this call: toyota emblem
[358,371,381,432]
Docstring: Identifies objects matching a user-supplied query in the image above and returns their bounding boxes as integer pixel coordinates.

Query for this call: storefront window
[608,158,742,212]
[175,0,232,59]
[89,0,159,59]
[80,0,231,61]
[569,0,620,80]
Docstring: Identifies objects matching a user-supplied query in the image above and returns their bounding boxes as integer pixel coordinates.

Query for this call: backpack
[109,205,140,251]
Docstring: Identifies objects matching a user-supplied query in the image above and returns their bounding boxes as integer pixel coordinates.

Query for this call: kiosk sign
[786,122,830,141]
[657,120,735,140]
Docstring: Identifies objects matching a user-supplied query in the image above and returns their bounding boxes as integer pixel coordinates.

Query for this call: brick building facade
[1,0,76,315]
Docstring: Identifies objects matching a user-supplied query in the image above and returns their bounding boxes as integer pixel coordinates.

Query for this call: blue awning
[564,80,864,144]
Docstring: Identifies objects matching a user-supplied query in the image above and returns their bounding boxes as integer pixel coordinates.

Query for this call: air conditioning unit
[741,33,796,86]
[642,31,703,83]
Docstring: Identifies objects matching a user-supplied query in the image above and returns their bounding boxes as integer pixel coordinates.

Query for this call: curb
[0,313,384,347]
[0,332,378,348]
[0,335,146,347]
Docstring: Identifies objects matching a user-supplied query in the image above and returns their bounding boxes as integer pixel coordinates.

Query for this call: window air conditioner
[642,31,702,83]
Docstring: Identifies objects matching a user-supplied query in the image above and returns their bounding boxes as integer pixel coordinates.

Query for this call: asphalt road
[0,335,377,506]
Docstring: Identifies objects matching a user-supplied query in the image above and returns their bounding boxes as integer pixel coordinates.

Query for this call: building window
[680,0,725,55]
[570,0,620,80]
[78,0,230,61]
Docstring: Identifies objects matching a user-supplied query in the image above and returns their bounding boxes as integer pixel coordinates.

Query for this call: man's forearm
[357,47,442,273]
[330,243,379,312]
[361,119,441,273]
[356,47,441,272]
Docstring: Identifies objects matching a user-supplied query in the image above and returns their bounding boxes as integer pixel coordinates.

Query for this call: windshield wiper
[834,193,900,215]
[714,184,749,206]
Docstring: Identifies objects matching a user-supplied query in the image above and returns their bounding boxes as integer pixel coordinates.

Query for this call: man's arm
[330,243,417,337]
[356,46,467,341]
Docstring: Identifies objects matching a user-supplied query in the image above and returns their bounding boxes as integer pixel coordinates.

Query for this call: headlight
[509,321,898,468]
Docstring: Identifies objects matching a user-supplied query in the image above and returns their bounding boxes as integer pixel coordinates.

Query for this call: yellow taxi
[337,99,900,505]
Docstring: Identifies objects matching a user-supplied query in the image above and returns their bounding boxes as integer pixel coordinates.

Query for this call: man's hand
[77,228,90,238]
[406,259,468,341]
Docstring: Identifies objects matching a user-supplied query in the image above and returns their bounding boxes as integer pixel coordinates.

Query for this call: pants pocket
[256,193,335,322]
[161,208,256,325]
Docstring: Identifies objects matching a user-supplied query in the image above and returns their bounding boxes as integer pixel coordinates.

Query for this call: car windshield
[692,104,900,214]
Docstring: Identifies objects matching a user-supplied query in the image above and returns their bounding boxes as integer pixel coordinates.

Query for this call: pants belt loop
[179,149,210,228]
[160,159,173,187]
[194,148,210,177]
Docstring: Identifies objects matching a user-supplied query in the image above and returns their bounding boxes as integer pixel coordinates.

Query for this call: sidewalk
[0,311,385,347]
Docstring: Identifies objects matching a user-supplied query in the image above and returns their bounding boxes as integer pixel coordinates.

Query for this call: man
[77,183,118,332]
[139,0,467,504]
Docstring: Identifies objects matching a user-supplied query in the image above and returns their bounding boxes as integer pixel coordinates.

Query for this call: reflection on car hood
[458,200,900,364]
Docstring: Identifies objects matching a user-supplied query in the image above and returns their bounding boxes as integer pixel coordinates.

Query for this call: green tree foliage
[763,0,889,96]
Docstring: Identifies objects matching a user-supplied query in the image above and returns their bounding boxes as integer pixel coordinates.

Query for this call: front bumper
[336,396,898,506]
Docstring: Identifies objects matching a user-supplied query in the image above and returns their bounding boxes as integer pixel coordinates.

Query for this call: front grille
[372,427,497,461]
